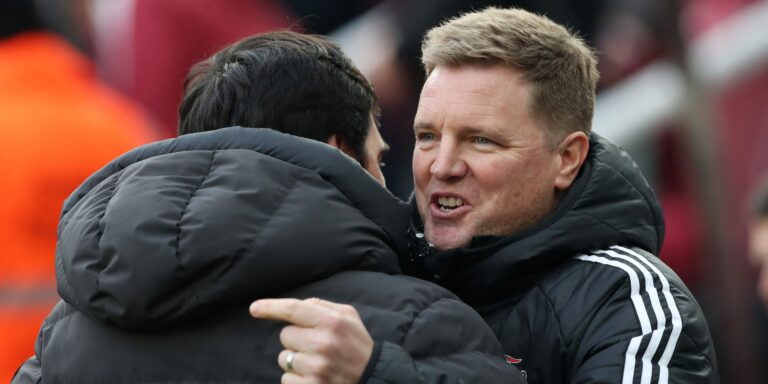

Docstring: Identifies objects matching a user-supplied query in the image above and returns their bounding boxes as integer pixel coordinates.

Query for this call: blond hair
[421,7,599,143]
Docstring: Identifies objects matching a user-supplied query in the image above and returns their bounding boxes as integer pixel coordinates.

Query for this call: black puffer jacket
[409,133,719,384]
[13,128,524,384]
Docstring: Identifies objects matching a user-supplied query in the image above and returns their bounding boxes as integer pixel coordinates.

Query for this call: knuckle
[283,300,298,316]
[279,326,294,345]
[339,304,357,315]
[314,336,332,354]
[314,366,333,382]
[313,357,331,374]
[314,333,338,355]
[326,313,345,332]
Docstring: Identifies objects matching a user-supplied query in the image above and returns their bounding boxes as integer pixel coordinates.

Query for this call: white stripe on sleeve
[575,253,651,384]
[596,249,667,384]
[612,245,683,384]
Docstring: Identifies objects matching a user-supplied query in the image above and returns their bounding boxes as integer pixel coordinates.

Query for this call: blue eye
[417,133,435,141]
[473,137,492,145]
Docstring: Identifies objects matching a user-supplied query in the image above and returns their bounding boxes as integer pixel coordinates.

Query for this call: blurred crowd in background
[1,0,767,382]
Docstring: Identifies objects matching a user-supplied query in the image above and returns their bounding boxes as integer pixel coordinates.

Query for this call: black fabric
[0,0,43,38]
[359,341,384,383]
[409,133,719,383]
[14,127,524,384]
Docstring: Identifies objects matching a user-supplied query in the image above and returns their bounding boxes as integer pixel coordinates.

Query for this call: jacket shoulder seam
[532,284,568,351]
[592,155,661,247]
[542,258,599,296]
[665,281,716,371]
[174,151,216,266]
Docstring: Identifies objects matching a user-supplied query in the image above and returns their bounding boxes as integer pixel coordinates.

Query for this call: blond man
[254,7,719,384]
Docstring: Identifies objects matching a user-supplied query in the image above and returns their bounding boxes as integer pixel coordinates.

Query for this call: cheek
[477,157,548,205]
[517,154,557,191]
[477,158,527,192]
[412,152,430,184]
[366,164,385,186]
[411,155,429,209]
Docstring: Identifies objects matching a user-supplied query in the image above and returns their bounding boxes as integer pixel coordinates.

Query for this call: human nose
[429,139,467,180]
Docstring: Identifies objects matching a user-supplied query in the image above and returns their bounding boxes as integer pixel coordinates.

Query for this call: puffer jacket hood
[56,127,406,330]
[411,133,665,305]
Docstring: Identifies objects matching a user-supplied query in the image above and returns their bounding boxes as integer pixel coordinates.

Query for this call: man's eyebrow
[413,122,432,131]
[462,125,497,135]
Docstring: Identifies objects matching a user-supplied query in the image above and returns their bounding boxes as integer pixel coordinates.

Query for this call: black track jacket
[13,128,524,384]
[409,133,719,384]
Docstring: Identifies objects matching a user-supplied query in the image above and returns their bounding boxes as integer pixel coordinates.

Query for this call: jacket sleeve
[11,356,41,384]
[568,255,718,384]
[11,315,46,384]
[11,301,73,384]
[361,297,526,384]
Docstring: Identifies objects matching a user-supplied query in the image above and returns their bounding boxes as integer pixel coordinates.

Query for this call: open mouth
[436,196,465,212]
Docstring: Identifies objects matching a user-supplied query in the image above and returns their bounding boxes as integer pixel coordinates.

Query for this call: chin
[426,227,471,251]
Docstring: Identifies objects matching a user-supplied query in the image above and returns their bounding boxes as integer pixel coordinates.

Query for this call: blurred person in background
[0,0,155,380]
[13,31,524,384]
[749,178,768,308]
[90,0,384,139]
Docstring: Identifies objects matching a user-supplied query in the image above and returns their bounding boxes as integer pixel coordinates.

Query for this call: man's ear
[554,131,589,191]
[326,134,342,149]
[326,134,355,158]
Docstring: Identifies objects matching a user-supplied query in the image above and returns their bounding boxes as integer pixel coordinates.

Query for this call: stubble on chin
[424,221,473,251]
[474,198,555,240]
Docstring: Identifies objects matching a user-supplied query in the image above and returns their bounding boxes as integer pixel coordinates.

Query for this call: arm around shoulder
[363,297,526,384]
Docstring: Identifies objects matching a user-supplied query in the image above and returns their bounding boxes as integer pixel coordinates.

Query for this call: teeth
[437,196,464,208]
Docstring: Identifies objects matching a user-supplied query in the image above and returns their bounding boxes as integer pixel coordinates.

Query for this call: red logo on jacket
[504,354,522,364]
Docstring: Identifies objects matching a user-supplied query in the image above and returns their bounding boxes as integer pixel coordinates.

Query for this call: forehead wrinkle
[416,103,500,135]
[420,93,500,115]
[422,86,506,106]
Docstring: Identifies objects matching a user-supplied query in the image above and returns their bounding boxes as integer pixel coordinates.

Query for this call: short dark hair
[178,31,376,164]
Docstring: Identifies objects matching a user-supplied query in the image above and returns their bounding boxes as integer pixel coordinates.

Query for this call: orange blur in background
[0,31,154,381]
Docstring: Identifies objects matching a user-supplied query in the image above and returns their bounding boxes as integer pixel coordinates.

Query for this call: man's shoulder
[533,246,638,301]
[538,245,694,315]
[500,244,707,349]
[492,245,718,383]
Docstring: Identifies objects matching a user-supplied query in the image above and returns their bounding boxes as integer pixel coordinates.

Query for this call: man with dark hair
[256,7,719,384]
[178,31,383,179]
[13,31,523,384]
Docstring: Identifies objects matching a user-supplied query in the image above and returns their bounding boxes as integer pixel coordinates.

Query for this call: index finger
[305,298,360,317]
[250,298,326,327]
